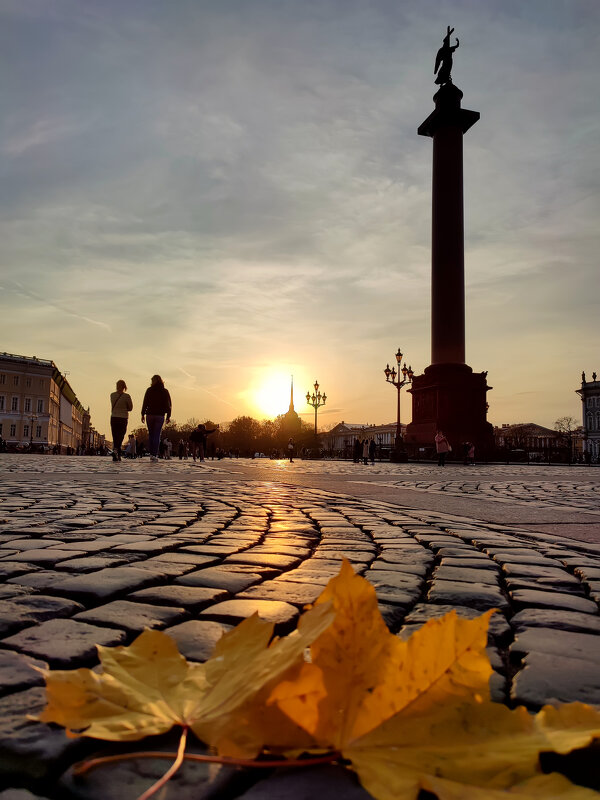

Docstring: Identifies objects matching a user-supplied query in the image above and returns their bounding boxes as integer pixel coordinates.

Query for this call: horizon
[1,1,598,438]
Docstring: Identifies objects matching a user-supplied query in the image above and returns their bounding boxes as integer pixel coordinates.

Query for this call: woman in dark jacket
[141,375,172,462]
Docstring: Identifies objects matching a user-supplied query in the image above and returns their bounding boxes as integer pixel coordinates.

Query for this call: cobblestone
[0,455,599,798]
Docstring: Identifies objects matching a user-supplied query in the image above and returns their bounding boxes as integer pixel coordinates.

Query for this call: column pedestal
[405,364,493,456]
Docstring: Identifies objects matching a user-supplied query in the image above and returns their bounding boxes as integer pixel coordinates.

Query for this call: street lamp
[306,380,326,436]
[29,414,37,451]
[384,348,414,462]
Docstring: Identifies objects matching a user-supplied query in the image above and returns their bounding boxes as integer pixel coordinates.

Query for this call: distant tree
[222,416,261,456]
[554,416,578,461]
[554,416,578,434]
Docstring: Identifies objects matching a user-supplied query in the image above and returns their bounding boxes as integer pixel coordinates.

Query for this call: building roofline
[0,352,55,368]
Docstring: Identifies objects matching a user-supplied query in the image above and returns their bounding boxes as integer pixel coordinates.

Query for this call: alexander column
[405,28,494,455]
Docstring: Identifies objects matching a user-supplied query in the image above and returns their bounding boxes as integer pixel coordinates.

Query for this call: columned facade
[577,371,600,462]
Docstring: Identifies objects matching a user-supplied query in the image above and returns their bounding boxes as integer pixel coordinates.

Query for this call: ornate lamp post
[29,413,37,451]
[306,380,326,436]
[384,348,414,462]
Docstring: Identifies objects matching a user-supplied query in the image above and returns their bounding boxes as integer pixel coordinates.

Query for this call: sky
[1,0,599,437]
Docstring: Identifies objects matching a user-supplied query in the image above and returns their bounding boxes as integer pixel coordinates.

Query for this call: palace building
[0,352,103,453]
[577,371,600,462]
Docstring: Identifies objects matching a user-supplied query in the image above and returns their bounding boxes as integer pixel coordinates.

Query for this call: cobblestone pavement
[0,455,599,799]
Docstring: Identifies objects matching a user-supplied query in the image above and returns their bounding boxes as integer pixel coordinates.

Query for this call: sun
[252,372,294,419]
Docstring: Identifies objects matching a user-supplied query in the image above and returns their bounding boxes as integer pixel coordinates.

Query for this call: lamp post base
[390,448,408,463]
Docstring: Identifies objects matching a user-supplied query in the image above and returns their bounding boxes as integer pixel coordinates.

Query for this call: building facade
[493,422,569,462]
[319,421,406,459]
[0,352,101,453]
[577,371,600,462]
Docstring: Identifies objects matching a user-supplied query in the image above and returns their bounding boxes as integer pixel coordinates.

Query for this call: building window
[0,424,2,435]
[24,424,29,437]
[11,397,19,412]
[26,377,32,388]
[37,399,44,413]
[39,378,45,388]
[13,375,19,386]
[36,425,42,438]
[0,396,4,411]
[24,398,31,412]
[10,424,16,437]
[0,374,5,385]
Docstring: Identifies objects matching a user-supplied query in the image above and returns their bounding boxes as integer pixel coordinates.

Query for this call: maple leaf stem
[73,748,342,776]
[135,726,188,800]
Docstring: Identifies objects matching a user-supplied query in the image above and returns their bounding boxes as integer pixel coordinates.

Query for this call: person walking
[435,430,451,466]
[141,375,172,462]
[369,438,376,465]
[189,423,217,462]
[462,441,470,465]
[125,433,136,458]
[362,438,369,465]
[287,437,295,462]
[467,442,475,465]
[109,379,133,462]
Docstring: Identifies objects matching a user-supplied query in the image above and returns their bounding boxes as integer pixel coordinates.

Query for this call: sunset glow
[252,372,294,419]
[1,2,597,439]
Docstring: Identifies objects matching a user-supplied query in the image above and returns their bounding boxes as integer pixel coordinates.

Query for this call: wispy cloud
[3,280,112,333]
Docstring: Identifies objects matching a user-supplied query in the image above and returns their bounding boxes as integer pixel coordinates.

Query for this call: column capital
[418,83,479,137]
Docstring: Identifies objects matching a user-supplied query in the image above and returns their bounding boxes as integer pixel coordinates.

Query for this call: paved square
[0,454,599,798]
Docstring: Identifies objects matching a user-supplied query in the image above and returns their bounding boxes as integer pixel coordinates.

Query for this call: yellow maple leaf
[37,627,205,740]
[38,599,334,755]
[269,558,494,749]
[347,696,600,800]
[268,560,600,800]
[424,773,600,799]
[192,604,334,757]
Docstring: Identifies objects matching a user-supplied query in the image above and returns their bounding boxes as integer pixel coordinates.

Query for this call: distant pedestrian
[353,438,361,463]
[189,423,217,462]
[141,375,171,462]
[288,437,295,462]
[467,442,475,465]
[362,439,369,465]
[125,433,136,458]
[110,379,133,462]
[435,430,451,466]
[369,438,376,464]
[462,442,470,465]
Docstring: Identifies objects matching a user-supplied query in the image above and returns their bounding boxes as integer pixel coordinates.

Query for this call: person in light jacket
[110,380,133,462]
[141,375,172,462]
[362,439,369,465]
[435,430,451,466]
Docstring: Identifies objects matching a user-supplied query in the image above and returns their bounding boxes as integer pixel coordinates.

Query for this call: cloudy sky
[1,0,598,436]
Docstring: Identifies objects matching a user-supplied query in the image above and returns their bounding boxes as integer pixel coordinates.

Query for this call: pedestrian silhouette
[141,375,171,462]
[109,379,133,462]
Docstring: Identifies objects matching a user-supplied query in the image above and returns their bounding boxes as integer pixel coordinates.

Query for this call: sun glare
[252,372,293,419]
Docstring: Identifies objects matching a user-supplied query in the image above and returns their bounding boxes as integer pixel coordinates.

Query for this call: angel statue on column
[434,26,459,85]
